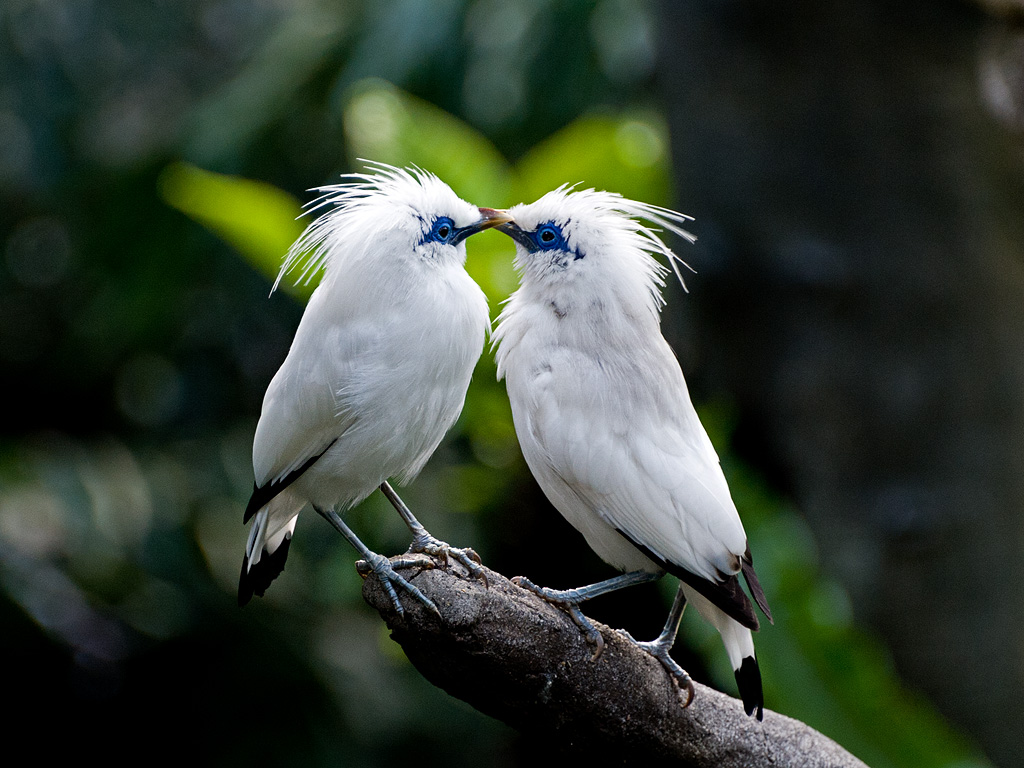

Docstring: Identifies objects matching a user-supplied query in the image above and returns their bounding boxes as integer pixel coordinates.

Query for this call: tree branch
[361,558,869,767]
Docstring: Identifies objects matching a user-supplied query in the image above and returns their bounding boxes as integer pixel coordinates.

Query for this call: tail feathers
[238,535,292,606]
[741,544,773,623]
[735,655,764,720]
[683,585,765,719]
[237,502,300,607]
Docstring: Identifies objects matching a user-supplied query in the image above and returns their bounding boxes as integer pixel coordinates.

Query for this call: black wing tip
[242,482,262,524]
[244,438,338,524]
[735,655,764,720]
[237,537,292,607]
[741,552,774,624]
[673,564,759,630]
[615,527,760,630]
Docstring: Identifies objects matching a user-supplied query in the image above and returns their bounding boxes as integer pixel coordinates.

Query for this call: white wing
[254,255,489,492]
[511,334,747,584]
[252,286,370,487]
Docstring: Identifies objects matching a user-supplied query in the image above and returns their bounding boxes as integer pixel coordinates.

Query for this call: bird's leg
[379,481,488,586]
[313,505,440,618]
[619,583,695,706]
[512,571,663,660]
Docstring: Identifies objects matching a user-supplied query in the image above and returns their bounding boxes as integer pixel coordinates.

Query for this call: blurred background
[1,0,1022,766]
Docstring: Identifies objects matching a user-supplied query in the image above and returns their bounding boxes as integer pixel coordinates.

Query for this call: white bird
[238,163,510,612]
[492,186,772,718]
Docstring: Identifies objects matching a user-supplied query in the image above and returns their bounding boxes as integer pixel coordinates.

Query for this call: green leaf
[513,110,674,207]
[342,78,514,206]
[159,161,309,299]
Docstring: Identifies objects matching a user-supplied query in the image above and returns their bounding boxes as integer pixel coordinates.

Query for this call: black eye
[426,216,456,244]
[535,224,562,250]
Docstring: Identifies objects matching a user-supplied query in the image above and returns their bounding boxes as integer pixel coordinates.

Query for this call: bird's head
[495,186,696,314]
[274,163,511,290]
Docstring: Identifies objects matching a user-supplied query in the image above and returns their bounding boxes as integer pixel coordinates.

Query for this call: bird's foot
[619,629,695,707]
[512,575,606,660]
[409,533,488,587]
[354,551,439,618]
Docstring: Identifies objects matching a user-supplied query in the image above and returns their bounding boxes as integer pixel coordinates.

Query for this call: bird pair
[237,163,772,719]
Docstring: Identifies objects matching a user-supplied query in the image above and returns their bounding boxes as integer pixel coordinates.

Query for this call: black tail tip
[735,655,764,721]
[237,537,292,607]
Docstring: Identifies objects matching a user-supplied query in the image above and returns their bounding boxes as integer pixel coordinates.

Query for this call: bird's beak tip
[476,207,515,229]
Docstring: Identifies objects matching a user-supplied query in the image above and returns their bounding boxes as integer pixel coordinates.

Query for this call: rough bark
[362,559,869,768]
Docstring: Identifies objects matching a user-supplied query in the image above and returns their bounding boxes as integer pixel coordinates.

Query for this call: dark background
[1,1,1021,766]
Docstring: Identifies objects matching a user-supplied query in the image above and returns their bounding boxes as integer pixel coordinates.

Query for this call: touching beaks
[495,219,538,252]
[477,207,514,227]
[452,207,515,245]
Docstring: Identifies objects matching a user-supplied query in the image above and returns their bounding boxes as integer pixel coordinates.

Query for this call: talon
[430,544,450,567]
[360,551,440,617]
[410,535,489,587]
[390,554,437,571]
[680,676,695,707]
[626,633,697,708]
[514,576,607,658]
[569,605,605,659]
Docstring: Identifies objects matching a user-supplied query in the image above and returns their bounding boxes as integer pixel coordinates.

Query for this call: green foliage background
[0,2,993,766]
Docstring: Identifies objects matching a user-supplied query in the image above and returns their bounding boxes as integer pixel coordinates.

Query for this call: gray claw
[620,629,695,706]
[513,575,606,659]
[410,534,489,587]
[356,551,440,618]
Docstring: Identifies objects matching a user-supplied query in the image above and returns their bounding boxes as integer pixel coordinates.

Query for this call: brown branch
[361,558,870,767]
